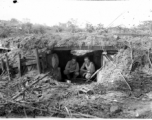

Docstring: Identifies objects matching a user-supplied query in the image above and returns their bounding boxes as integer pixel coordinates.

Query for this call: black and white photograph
[0,0,152,118]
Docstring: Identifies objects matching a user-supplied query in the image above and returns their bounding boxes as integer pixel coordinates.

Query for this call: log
[101,53,104,68]
[12,72,50,100]
[49,108,98,118]
[1,58,5,72]
[34,48,41,74]
[91,66,103,79]
[107,54,113,61]
[102,53,107,68]
[0,96,47,112]
[0,58,6,76]
[22,60,37,66]
[53,46,117,51]
[5,53,11,81]
[86,66,103,82]
[18,53,22,77]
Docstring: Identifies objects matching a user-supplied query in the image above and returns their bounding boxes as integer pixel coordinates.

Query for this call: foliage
[1,18,152,52]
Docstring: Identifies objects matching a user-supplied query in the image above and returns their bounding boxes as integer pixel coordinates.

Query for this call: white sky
[0,0,152,28]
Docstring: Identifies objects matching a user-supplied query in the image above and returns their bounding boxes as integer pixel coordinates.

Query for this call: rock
[87,90,94,95]
[110,105,119,113]
[78,87,94,95]
[133,89,142,98]
[16,95,24,101]
[78,89,87,94]
[66,80,71,84]
[146,91,152,99]
[90,96,96,100]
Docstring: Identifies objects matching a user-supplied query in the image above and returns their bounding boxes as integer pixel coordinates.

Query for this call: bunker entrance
[53,50,102,82]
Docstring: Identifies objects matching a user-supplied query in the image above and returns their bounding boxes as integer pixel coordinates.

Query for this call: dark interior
[52,50,103,82]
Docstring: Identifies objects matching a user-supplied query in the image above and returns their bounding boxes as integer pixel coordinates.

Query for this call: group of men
[64,56,95,80]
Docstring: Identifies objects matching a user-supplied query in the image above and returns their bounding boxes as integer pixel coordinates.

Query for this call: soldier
[80,57,95,79]
[64,57,79,80]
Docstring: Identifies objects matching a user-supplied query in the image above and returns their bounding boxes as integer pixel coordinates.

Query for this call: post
[18,53,22,77]
[34,48,41,74]
[102,51,107,68]
[1,58,5,72]
[107,54,114,61]
[101,52,104,68]
[5,53,11,81]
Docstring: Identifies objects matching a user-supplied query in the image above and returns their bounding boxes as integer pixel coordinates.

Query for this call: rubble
[110,105,121,113]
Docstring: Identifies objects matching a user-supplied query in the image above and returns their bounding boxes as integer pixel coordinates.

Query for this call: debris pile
[0,71,58,117]
[97,49,131,88]
[97,48,152,98]
[1,67,152,118]
[0,68,130,118]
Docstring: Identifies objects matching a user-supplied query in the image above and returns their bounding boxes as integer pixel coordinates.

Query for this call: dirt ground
[1,71,152,118]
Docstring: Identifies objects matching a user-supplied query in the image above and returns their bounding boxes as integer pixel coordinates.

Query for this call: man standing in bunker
[80,57,95,80]
[64,57,79,80]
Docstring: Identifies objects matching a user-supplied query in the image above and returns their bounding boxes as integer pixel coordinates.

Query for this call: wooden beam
[101,53,104,68]
[104,54,113,61]
[34,48,41,74]
[1,58,5,72]
[25,56,36,60]
[107,50,118,54]
[18,53,22,77]
[22,60,37,66]
[0,47,11,50]
[53,46,117,51]
[102,51,110,68]
[5,53,11,81]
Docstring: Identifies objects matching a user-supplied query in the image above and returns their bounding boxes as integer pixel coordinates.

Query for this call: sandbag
[51,53,59,69]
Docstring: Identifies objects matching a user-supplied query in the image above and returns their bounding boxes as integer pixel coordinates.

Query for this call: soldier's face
[72,59,76,64]
[84,58,89,64]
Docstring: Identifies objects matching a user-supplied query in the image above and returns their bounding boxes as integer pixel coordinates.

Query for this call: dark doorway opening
[52,50,102,82]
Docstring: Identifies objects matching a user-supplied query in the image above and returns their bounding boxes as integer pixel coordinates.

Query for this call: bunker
[52,46,118,82]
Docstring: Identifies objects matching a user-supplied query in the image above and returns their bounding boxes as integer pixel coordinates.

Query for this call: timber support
[5,53,11,81]
[34,48,41,74]
[18,53,22,77]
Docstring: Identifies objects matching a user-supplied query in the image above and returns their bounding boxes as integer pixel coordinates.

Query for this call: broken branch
[12,72,50,100]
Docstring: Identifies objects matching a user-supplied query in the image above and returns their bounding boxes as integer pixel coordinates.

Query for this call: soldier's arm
[80,63,87,72]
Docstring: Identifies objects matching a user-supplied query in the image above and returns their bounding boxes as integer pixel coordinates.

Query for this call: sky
[0,0,152,28]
